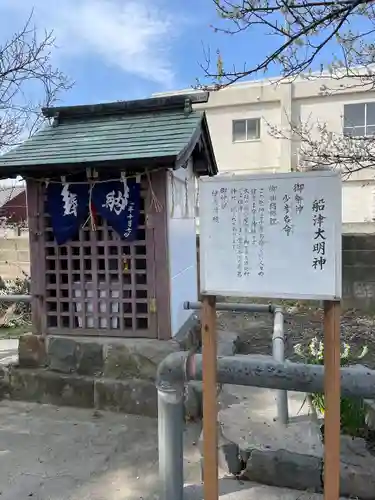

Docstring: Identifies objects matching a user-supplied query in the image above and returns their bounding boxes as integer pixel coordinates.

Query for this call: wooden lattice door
[43,179,157,337]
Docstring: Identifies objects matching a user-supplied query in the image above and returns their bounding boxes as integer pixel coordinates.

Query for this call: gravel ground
[216,302,375,367]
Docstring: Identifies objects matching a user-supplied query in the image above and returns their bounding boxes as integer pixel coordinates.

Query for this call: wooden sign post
[198,171,342,500]
[201,295,219,500]
[323,300,341,499]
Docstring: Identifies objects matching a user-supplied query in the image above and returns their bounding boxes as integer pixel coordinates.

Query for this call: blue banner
[92,179,141,241]
[46,182,90,245]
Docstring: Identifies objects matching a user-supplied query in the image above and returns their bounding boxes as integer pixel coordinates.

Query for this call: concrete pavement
[0,338,18,365]
[0,400,338,499]
[0,338,341,499]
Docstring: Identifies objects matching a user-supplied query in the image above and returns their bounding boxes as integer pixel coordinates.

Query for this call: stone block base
[12,326,239,421]
[7,368,157,417]
[216,386,375,499]
[10,368,94,408]
[46,336,181,379]
[95,378,157,417]
[199,426,245,477]
[3,367,205,419]
[337,435,375,500]
[244,448,322,492]
[18,334,46,368]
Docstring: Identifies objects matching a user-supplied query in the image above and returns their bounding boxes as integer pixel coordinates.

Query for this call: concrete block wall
[0,230,30,280]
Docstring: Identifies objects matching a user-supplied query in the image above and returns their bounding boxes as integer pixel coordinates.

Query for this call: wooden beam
[202,294,219,500]
[323,300,341,500]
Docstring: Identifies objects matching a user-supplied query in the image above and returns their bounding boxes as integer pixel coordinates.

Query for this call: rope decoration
[25,167,164,221]
[146,170,163,213]
[23,166,165,185]
[169,171,176,218]
[30,167,165,232]
[168,169,192,218]
[87,182,96,231]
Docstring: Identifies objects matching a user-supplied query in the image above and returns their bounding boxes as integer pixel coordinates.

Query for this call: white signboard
[199,171,342,300]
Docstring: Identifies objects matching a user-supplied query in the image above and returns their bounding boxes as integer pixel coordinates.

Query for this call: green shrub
[294,337,368,437]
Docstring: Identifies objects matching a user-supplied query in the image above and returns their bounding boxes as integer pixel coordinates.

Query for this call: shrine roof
[0,93,217,178]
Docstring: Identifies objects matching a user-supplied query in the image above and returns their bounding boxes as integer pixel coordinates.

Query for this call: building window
[343,102,375,137]
[232,118,261,142]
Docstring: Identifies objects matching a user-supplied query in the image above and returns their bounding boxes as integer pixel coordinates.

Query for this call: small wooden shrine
[0,94,217,339]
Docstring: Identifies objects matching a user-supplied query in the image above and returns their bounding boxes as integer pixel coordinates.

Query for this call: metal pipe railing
[156,352,375,500]
[158,381,184,500]
[272,306,288,424]
[0,294,31,302]
[184,300,289,425]
[184,300,275,313]
[158,353,375,398]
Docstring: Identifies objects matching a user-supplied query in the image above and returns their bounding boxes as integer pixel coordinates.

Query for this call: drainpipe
[157,380,184,500]
[272,306,289,425]
[156,352,188,500]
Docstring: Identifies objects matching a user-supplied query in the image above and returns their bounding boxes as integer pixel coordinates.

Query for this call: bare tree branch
[197,0,375,176]
[267,114,375,176]
[0,11,72,152]
[198,0,375,90]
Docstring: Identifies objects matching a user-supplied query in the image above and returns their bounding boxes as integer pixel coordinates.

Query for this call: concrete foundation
[9,327,240,420]
[10,334,193,418]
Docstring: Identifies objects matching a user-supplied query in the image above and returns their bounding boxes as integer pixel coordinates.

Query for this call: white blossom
[358,345,369,359]
[309,337,318,357]
[317,340,324,360]
[342,342,350,359]
[294,343,303,356]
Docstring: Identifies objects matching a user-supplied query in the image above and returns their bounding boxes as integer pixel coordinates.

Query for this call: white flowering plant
[294,337,368,366]
[294,337,369,437]
[0,276,31,327]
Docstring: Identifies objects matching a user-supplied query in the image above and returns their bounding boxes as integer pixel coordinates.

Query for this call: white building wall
[166,161,198,336]
[154,76,375,233]
[204,102,281,173]
[296,90,375,148]
[342,181,375,233]
[295,89,375,232]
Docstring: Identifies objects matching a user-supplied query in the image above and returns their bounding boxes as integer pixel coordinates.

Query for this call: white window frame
[232,118,261,143]
[343,102,375,137]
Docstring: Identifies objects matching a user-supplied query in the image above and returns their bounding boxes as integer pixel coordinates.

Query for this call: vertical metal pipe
[272,307,289,425]
[158,382,184,500]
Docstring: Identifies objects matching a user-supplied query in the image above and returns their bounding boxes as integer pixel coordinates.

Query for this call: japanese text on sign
[258,188,265,276]
[212,189,219,223]
[269,185,278,226]
[294,182,305,215]
[210,180,313,278]
[312,198,327,271]
[199,171,342,300]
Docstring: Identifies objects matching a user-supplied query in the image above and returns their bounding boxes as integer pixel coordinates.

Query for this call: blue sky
[0,0,351,112]
[0,0,298,107]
